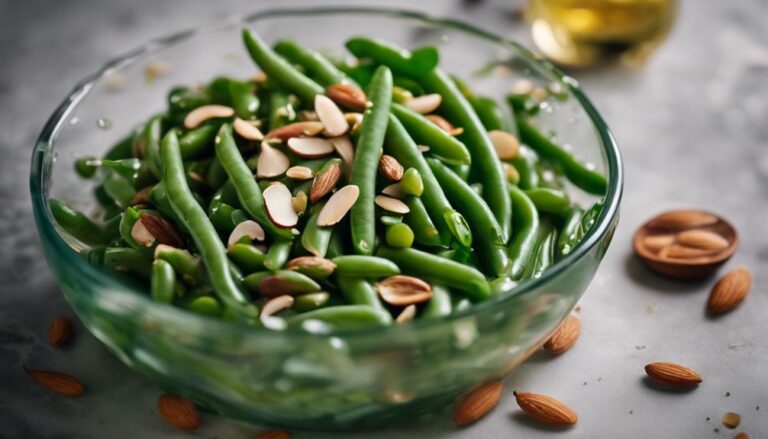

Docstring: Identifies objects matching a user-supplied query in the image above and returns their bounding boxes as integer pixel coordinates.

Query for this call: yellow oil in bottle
[526,0,678,67]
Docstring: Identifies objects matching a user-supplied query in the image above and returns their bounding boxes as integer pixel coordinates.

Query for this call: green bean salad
[54,30,607,331]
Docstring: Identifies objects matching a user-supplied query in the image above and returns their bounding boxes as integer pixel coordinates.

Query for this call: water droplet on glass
[69,117,79,125]
[97,118,112,130]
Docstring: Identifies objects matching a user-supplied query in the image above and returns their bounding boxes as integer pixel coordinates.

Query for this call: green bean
[242,29,324,103]
[143,115,164,179]
[376,247,490,302]
[557,207,584,258]
[103,247,152,280]
[525,188,570,216]
[187,296,222,317]
[421,285,452,319]
[155,245,204,286]
[293,291,331,312]
[273,39,354,86]
[288,305,392,330]
[301,202,332,257]
[380,215,402,226]
[516,117,607,195]
[507,185,540,280]
[267,90,294,131]
[326,222,347,259]
[151,259,176,303]
[167,86,210,126]
[229,79,259,119]
[471,96,517,134]
[403,196,442,247]
[75,156,99,178]
[102,172,136,209]
[208,200,237,235]
[49,199,106,245]
[572,200,603,245]
[118,206,142,250]
[429,159,508,277]
[337,62,376,88]
[179,123,219,159]
[385,223,414,248]
[215,123,292,239]
[242,271,271,293]
[227,243,265,274]
[331,255,400,278]
[346,37,439,77]
[511,146,539,190]
[393,76,425,96]
[264,239,293,271]
[350,66,393,255]
[103,131,136,161]
[530,223,557,279]
[489,276,518,296]
[148,181,183,225]
[390,104,471,166]
[399,168,423,196]
[258,270,321,296]
[336,276,386,310]
[161,129,258,322]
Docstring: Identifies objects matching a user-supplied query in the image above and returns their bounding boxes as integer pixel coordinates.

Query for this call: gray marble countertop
[2,0,767,438]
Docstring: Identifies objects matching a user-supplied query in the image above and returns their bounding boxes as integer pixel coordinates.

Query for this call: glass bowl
[30,7,622,430]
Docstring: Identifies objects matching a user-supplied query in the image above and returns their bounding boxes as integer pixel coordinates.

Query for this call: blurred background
[1,0,767,437]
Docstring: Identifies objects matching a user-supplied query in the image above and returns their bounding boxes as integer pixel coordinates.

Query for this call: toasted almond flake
[375,195,410,214]
[48,316,74,347]
[707,267,752,314]
[488,130,520,160]
[330,136,355,175]
[722,412,741,429]
[417,144,430,152]
[379,154,404,181]
[676,229,729,250]
[425,114,456,133]
[381,183,405,199]
[315,95,349,137]
[263,183,298,228]
[643,234,675,251]
[292,191,308,215]
[157,394,200,431]
[287,137,335,158]
[543,315,580,354]
[375,275,432,306]
[140,213,185,248]
[233,117,264,141]
[648,210,719,230]
[317,185,359,226]
[395,304,417,324]
[286,166,314,180]
[405,93,442,114]
[511,79,534,95]
[266,121,324,140]
[25,367,85,397]
[299,110,319,121]
[644,362,702,387]
[454,380,503,426]
[310,160,342,203]
[183,105,234,130]
[131,218,156,247]
[344,112,364,131]
[327,84,367,111]
[228,220,265,247]
[286,256,336,279]
[257,142,290,178]
[514,392,578,425]
[253,429,291,439]
[261,295,295,318]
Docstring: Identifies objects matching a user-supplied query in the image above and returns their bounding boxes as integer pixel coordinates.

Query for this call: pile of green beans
[55,30,607,330]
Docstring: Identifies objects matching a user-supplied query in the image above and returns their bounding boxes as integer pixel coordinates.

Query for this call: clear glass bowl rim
[29,6,623,339]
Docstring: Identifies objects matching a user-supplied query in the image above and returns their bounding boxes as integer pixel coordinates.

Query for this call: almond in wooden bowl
[633,210,738,280]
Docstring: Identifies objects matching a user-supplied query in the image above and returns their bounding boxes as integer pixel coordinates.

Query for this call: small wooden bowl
[633,210,739,280]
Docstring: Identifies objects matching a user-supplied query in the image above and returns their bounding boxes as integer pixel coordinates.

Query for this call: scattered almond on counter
[454,380,503,426]
[24,366,85,396]
[48,316,74,347]
[543,315,580,354]
[722,412,741,429]
[514,391,578,425]
[157,394,200,431]
[644,362,702,388]
[707,267,752,315]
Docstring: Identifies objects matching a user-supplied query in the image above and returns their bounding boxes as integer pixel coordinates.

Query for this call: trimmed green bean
[421,285,452,319]
[530,223,557,279]
[346,37,439,77]
[103,247,152,280]
[288,305,392,330]
[390,104,471,166]
[274,39,354,86]
[332,255,400,278]
[151,259,176,303]
[227,243,265,274]
[301,202,332,257]
[156,245,204,285]
[50,199,106,245]
[336,276,386,310]
[264,239,293,271]
[293,291,331,312]
[403,196,442,247]
[507,185,540,280]
[557,206,583,258]
[143,115,164,179]
[525,187,570,216]
[511,146,540,190]
[179,123,219,159]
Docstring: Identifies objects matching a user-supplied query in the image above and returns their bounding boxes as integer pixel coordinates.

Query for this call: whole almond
[642,234,675,252]
[379,154,404,181]
[514,392,578,425]
[158,394,200,431]
[375,275,432,306]
[326,84,367,111]
[648,210,718,230]
[734,433,750,439]
[310,161,342,203]
[25,367,85,396]
[707,267,752,314]
[454,380,503,426]
[253,429,291,439]
[644,362,702,387]
[140,213,186,248]
[265,121,324,140]
[658,244,717,260]
[543,315,580,354]
[48,316,74,347]
[676,229,729,251]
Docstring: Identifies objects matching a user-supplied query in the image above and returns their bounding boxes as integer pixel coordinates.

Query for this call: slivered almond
[263,183,298,228]
[644,362,702,388]
[327,84,367,111]
[257,141,290,178]
[344,112,364,132]
[454,380,503,426]
[488,130,520,160]
[330,136,355,175]
[425,114,463,136]
[287,137,335,158]
[233,117,264,141]
[676,229,729,250]
[310,161,342,203]
[375,275,432,306]
[381,183,405,199]
[379,154,404,181]
[406,93,442,114]
[261,295,295,318]
[286,256,336,279]
[648,210,718,230]
[417,145,430,152]
[48,316,74,347]
[292,191,308,215]
[317,185,359,226]
[374,195,410,214]
[395,305,417,324]
[265,121,324,140]
[253,430,291,439]
[707,267,752,314]
[286,166,314,180]
[25,367,85,396]
[131,218,156,247]
[183,105,234,129]
[228,220,265,247]
[643,234,675,252]
[543,315,580,354]
[658,244,717,260]
[514,392,578,425]
[315,95,349,137]
[157,394,200,431]
[140,213,185,248]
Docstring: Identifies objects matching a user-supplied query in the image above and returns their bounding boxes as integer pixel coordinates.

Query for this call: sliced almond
[488,130,520,160]
[707,267,752,314]
[266,121,324,140]
[381,183,405,199]
[644,362,702,388]
[514,392,578,425]
[327,84,367,111]
[344,113,364,132]
[261,295,295,318]
[722,412,741,429]
[417,144,430,153]
[658,244,717,260]
[48,316,74,347]
[374,195,410,214]
[379,154,404,181]
[648,210,718,230]
[183,105,234,130]
[454,380,502,426]
[157,394,200,431]
[315,95,349,137]
[299,110,319,121]
[263,183,298,228]
[375,275,432,306]
[292,191,308,215]
[286,166,314,181]
[139,213,186,248]
[233,117,264,141]
[287,137,335,158]
[395,304,417,324]
[406,93,442,114]
[257,142,290,178]
[310,161,342,203]
[642,234,675,252]
[543,315,580,354]
[317,185,359,226]
[330,136,355,175]
[676,229,729,251]
[228,220,265,247]
[25,367,85,396]
[131,218,156,247]
[424,114,463,136]
[286,256,337,279]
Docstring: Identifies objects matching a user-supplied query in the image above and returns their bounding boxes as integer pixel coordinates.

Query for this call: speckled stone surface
[1,0,767,437]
